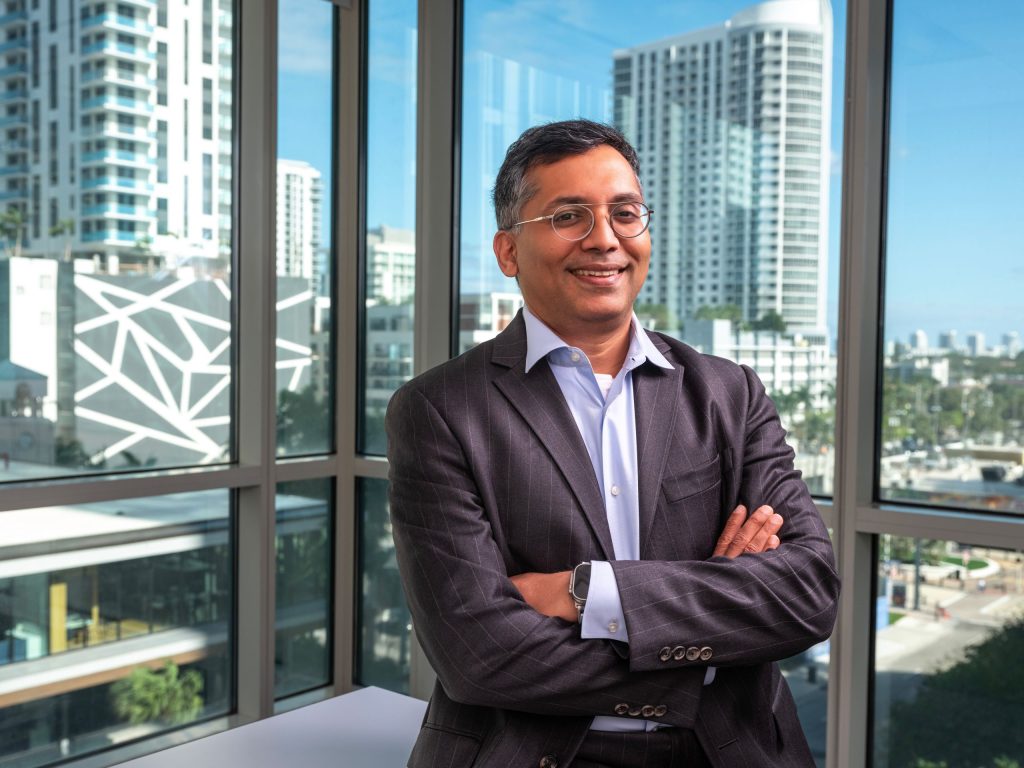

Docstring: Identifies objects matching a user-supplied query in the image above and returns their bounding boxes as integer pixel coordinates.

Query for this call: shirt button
[570,351,581,363]
[608,620,619,634]
[610,485,620,496]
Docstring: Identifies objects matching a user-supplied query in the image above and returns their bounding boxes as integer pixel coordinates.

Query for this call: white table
[118,687,426,767]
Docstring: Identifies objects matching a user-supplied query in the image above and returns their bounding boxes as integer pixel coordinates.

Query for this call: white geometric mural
[72,273,313,466]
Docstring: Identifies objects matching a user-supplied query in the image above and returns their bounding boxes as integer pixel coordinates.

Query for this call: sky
[277,0,1022,348]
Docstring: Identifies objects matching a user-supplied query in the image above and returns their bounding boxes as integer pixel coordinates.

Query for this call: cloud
[278,0,334,75]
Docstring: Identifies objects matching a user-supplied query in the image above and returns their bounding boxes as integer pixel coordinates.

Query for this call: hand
[713,504,783,558]
[510,570,576,622]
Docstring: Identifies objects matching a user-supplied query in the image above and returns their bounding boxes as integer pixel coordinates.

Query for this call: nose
[579,208,619,251]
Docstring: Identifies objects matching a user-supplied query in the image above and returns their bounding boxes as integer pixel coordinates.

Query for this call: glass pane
[0,0,234,482]
[274,478,332,700]
[275,0,334,457]
[879,2,1024,513]
[355,477,410,694]
[359,0,416,456]
[459,1,844,497]
[873,535,1024,766]
[0,490,233,766]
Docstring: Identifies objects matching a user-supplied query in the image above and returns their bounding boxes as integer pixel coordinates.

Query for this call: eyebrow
[542,192,645,210]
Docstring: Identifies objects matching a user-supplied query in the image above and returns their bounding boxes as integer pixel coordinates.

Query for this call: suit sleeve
[610,364,840,673]
[386,383,707,727]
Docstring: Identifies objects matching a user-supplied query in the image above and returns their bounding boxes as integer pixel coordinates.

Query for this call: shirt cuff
[580,561,629,642]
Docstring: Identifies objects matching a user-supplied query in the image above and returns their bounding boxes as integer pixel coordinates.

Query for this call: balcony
[0,62,26,79]
[0,10,28,26]
[81,148,151,167]
[81,175,154,193]
[0,37,28,54]
[0,113,27,128]
[0,86,25,102]
[81,229,143,244]
[81,122,155,142]
[81,94,153,115]
[81,68,153,88]
[0,187,26,200]
[81,13,155,35]
[81,40,155,62]
[82,203,152,218]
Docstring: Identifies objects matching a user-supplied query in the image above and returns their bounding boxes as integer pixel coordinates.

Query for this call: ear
[493,230,519,278]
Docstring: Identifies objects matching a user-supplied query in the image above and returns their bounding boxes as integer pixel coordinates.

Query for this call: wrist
[569,562,591,623]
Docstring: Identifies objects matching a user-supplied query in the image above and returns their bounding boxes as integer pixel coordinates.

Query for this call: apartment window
[47,45,56,110]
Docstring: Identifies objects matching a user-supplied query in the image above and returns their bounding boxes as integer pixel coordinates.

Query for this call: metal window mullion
[855,505,1024,551]
[0,465,262,512]
[829,0,891,765]
[235,0,278,724]
[405,0,459,701]
[332,0,363,697]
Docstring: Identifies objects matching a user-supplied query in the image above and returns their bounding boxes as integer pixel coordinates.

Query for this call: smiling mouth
[570,267,626,278]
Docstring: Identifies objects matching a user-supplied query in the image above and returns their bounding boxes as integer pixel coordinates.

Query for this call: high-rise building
[366,225,415,306]
[276,158,322,280]
[967,331,986,357]
[938,330,958,351]
[1,0,233,269]
[1002,331,1020,359]
[612,0,832,337]
[910,329,928,351]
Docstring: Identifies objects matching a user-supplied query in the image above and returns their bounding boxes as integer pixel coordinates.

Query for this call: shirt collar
[522,305,672,373]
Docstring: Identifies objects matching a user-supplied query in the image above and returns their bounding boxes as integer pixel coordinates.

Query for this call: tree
[694,303,743,324]
[751,310,787,333]
[49,218,75,262]
[634,302,678,333]
[111,660,204,725]
[0,207,25,259]
[885,617,1024,768]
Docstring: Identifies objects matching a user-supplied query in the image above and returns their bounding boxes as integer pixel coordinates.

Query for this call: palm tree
[0,207,25,259]
[49,218,76,262]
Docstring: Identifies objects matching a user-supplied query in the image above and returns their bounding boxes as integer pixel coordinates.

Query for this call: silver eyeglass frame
[509,202,654,241]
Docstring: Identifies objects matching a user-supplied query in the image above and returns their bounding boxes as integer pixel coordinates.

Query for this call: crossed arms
[386,358,838,726]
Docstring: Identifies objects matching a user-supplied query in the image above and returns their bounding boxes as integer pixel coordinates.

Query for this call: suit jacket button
[654,705,668,717]
[685,646,701,661]
[699,646,713,661]
[539,756,559,768]
[641,705,656,717]
[614,703,630,715]
[672,645,686,660]
[628,706,642,717]
[659,646,673,662]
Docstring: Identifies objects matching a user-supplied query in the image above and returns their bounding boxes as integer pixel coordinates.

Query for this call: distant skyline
[277,0,1022,346]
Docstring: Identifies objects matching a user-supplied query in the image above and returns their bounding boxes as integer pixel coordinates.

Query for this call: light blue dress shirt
[522,307,700,733]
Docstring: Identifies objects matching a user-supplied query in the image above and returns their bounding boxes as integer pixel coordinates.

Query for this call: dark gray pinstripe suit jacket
[386,312,839,768]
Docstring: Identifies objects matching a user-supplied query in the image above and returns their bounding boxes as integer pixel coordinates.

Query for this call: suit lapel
[633,334,683,558]
[491,316,615,560]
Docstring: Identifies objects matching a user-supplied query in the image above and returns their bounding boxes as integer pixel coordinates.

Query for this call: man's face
[493,145,650,341]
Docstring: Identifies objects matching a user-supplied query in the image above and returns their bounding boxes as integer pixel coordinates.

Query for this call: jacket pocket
[661,454,722,503]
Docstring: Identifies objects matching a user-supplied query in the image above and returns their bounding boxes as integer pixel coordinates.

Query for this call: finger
[766,534,781,550]
[713,505,747,557]
[745,513,784,554]
[725,505,774,558]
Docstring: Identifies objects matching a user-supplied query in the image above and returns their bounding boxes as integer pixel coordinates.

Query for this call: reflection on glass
[355,478,410,694]
[879,2,1024,514]
[0,0,234,481]
[873,535,1024,767]
[274,478,332,700]
[458,1,844,495]
[275,0,334,457]
[360,0,416,456]
[0,490,233,766]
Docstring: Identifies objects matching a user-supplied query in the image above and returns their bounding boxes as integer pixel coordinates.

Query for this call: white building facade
[276,158,322,280]
[612,0,832,338]
[1,0,233,269]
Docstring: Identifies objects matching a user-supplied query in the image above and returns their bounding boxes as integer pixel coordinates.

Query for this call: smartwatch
[569,562,592,623]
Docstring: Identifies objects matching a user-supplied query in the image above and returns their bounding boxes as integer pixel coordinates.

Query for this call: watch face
[572,564,591,600]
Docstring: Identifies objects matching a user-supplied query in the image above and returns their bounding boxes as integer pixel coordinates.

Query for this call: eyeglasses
[510,202,653,241]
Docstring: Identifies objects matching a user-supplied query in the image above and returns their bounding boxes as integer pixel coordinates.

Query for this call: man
[386,119,838,767]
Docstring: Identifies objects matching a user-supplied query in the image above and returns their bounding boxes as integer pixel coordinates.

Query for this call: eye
[613,205,642,221]
[552,207,585,224]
